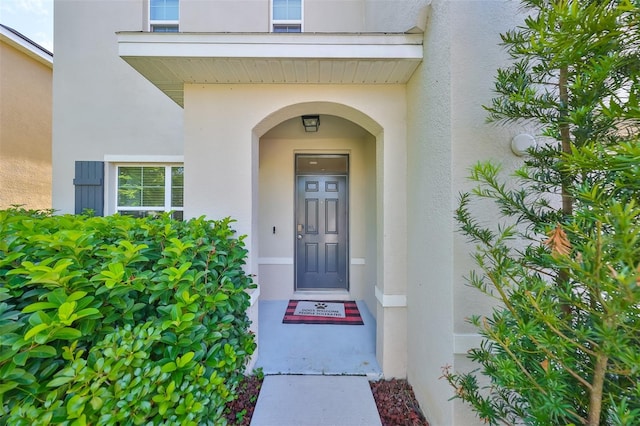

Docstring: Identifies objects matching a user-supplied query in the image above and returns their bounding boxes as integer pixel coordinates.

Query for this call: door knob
[297,234,303,240]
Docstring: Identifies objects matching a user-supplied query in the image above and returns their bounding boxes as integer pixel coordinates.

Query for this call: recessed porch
[254,300,382,378]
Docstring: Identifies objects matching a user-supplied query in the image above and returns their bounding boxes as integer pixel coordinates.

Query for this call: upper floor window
[272,0,302,33]
[117,165,184,220]
[150,0,179,32]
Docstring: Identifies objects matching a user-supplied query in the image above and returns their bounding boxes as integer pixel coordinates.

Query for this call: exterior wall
[0,33,52,210]
[181,0,365,33]
[364,0,429,33]
[406,1,524,425]
[180,0,270,32]
[257,116,377,311]
[304,0,365,32]
[183,83,408,377]
[52,0,183,214]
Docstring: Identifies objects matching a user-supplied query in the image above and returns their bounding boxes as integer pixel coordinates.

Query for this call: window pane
[118,210,163,218]
[118,166,165,207]
[143,167,165,186]
[142,167,165,206]
[273,0,301,20]
[117,165,182,217]
[296,155,349,174]
[151,25,179,32]
[142,187,165,206]
[118,167,142,206]
[273,24,301,33]
[172,166,184,207]
[150,0,179,20]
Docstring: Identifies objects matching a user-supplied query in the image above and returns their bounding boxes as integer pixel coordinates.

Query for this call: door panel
[296,175,348,290]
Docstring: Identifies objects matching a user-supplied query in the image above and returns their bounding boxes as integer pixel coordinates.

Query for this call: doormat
[283,300,364,325]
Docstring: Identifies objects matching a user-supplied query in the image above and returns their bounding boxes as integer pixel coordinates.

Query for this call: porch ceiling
[117,32,424,107]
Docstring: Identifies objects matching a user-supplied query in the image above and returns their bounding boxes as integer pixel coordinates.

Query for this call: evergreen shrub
[0,209,256,425]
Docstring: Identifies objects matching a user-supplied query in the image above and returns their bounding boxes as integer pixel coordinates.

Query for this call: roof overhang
[117,32,423,107]
[1,24,53,68]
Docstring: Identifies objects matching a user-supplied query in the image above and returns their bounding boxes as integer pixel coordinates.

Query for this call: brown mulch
[224,375,429,426]
[224,375,263,425]
[370,378,429,426]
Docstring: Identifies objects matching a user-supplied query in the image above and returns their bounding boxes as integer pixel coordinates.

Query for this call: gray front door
[295,156,348,290]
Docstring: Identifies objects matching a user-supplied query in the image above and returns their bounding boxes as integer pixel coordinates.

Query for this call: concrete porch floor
[253,300,382,378]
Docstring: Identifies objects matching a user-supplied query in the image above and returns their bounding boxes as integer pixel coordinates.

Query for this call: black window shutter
[73,161,104,215]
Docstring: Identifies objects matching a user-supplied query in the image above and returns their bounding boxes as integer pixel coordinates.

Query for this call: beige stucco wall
[181,0,365,33]
[180,0,270,32]
[406,1,526,425]
[364,0,429,32]
[0,37,52,210]
[52,0,184,214]
[183,83,408,377]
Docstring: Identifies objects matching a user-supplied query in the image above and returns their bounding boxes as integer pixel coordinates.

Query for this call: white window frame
[271,0,303,33]
[149,0,179,32]
[114,163,184,218]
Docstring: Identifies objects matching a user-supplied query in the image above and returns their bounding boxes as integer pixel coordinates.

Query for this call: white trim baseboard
[248,286,260,306]
[258,257,366,265]
[375,286,407,307]
[258,257,294,265]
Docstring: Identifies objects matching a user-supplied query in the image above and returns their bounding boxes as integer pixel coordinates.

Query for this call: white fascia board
[0,26,53,68]
[117,32,423,61]
[104,155,184,163]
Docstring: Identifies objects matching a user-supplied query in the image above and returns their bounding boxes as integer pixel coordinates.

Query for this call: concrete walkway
[250,375,382,426]
[254,300,382,377]
[250,301,382,425]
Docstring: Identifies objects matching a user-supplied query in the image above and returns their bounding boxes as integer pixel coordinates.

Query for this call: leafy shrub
[0,209,256,425]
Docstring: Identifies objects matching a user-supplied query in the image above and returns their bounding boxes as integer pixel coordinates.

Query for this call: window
[150,0,179,32]
[272,0,302,33]
[117,165,183,220]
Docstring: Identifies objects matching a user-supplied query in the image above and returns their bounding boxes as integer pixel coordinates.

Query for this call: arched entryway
[183,85,408,379]
[252,103,380,375]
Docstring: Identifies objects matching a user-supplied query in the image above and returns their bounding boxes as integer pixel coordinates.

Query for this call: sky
[0,0,54,52]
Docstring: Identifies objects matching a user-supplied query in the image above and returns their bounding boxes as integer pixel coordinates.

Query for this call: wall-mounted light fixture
[511,133,537,156]
[301,115,320,132]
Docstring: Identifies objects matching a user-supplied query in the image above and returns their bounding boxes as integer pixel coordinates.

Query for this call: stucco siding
[181,0,365,33]
[52,0,184,214]
[181,0,270,32]
[407,1,527,425]
[183,82,408,376]
[364,0,429,33]
[406,0,455,423]
[0,36,52,210]
[305,0,365,32]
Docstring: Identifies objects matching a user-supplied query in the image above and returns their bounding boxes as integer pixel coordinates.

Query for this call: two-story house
[52,1,528,424]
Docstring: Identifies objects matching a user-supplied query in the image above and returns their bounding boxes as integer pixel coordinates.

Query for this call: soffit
[117,32,423,107]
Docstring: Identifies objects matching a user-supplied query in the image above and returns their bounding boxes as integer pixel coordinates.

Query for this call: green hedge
[0,209,256,425]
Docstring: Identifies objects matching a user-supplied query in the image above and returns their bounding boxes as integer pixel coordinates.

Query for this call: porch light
[511,133,537,156]
[301,115,320,132]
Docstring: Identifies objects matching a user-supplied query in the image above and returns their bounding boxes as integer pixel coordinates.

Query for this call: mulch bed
[224,375,429,426]
[370,378,429,426]
[224,375,264,425]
